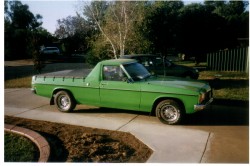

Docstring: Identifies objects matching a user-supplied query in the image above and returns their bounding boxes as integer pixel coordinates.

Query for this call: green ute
[32,59,213,125]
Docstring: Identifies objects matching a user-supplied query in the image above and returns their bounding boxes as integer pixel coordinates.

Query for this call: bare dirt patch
[5,116,152,162]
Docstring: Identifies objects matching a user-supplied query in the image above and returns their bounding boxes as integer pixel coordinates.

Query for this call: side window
[103,66,127,81]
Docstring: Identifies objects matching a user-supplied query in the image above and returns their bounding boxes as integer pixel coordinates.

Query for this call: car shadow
[71,107,150,116]
[183,99,249,126]
[70,99,248,126]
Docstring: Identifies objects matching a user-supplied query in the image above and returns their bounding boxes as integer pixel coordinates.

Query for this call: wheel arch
[50,88,75,105]
[151,97,186,116]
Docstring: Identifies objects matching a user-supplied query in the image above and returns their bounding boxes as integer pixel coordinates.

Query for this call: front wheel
[54,91,76,112]
[156,100,184,125]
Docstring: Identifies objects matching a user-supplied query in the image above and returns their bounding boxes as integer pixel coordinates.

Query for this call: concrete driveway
[4,88,249,163]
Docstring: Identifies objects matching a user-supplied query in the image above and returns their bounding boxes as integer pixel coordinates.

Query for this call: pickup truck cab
[31,59,213,125]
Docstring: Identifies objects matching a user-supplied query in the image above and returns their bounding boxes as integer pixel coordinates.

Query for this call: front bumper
[194,98,213,111]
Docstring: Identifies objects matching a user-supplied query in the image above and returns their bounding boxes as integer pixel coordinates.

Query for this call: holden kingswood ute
[31,59,213,125]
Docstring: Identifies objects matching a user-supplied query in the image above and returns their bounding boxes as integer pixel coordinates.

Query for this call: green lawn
[5,132,39,162]
[199,71,249,101]
[5,76,32,88]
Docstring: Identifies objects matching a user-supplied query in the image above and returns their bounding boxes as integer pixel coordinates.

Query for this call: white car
[41,47,60,55]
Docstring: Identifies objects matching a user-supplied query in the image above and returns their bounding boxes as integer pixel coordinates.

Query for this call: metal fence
[207,47,249,72]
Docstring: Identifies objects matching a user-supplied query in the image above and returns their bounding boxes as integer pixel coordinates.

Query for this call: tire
[155,99,184,125]
[54,91,76,112]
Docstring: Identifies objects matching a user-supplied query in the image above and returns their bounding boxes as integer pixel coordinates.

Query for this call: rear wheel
[156,99,184,125]
[54,91,76,112]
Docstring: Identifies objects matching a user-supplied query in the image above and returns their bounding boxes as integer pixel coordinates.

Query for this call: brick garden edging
[4,124,50,162]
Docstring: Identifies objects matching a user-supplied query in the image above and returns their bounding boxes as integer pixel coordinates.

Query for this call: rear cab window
[102,65,127,81]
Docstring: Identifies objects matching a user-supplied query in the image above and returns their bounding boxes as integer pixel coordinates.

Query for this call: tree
[204,0,249,48]
[83,1,150,59]
[55,14,90,39]
[5,0,42,30]
[77,0,248,62]
[55,14,94,56]
[176,3,226,61]
[31,27,59,73]
[4,0,43,59]
[145,1,184,56]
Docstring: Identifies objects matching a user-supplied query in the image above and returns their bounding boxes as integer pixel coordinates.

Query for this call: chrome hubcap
[161,105,178,122]
[60,96,69,108]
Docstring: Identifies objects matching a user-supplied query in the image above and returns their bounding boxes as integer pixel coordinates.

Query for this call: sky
[21,0,205,34]
[21,0,81,34]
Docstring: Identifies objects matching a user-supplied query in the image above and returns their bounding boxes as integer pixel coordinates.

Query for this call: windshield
[123,63,151,81]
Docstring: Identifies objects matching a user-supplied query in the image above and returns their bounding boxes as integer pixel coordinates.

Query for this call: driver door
[100,65,141,111]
